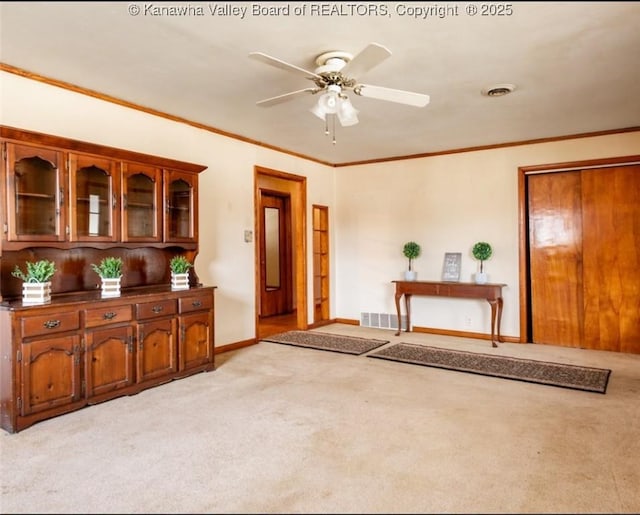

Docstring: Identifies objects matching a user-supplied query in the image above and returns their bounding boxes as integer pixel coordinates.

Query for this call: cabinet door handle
[43,320,61,329]
[152,305,163,313]
[103,312,117,320]
[192,300,202,308]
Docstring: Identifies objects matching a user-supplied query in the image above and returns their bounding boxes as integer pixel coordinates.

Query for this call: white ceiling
[1,1,639,165]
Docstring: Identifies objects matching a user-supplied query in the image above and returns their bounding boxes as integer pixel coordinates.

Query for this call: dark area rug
[368,343,612,393]
[262,330,389,355]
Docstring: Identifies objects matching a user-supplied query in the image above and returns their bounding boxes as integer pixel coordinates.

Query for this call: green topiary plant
[472,242,493,273]
[12,259,56,283]
[402,241,421,271]
[91,257,123,278]
[170,255,193,274]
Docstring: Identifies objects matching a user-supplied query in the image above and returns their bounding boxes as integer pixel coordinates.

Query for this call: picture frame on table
[442,252,462,282]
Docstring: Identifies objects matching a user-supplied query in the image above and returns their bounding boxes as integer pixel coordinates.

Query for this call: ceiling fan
[249,42,430,142]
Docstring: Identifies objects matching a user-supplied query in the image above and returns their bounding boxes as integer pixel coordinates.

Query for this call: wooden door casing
[254,166,307,339]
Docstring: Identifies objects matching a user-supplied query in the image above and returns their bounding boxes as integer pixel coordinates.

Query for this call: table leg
[404,294,412,333]
[394,292,403,336]
[488,299,499,347]
[496,297,503,343]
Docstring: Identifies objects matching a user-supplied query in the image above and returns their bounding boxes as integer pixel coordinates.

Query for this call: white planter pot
[404,270,417,281]
[171,272,190,290]
[101,277,122,297]
[22,281,52,305]
[475,272,488,284]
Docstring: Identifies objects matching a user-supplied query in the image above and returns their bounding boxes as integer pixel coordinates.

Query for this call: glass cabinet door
[68,153,119,242]
[4,143,65,242]
[122,163,161,242]
[164,170,197,242]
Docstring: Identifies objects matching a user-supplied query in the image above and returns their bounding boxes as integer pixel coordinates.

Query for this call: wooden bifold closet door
[528,165,640,353]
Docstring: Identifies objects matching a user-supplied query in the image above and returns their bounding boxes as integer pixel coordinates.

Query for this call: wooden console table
[392,280,506,347]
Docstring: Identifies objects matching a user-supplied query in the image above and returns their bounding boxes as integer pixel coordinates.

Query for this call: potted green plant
[402,241,421,281]
[169,255,193,290]
[12,259,56,304]
[90,257,123,297]
[472,241,493,284]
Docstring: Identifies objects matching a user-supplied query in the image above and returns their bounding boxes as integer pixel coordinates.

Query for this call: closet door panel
[581,165,640,353]
[528,171,584,347]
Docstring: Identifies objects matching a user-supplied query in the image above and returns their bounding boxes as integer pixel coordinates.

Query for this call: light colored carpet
[1,324,639,514]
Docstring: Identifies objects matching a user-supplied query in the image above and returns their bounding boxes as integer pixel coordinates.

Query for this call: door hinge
[17,397,22,411]
[81,379,86,396]
[16,350,22,362]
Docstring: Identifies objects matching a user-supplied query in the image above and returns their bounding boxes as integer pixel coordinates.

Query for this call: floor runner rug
[262,331,389,355]
[368,343,612,393]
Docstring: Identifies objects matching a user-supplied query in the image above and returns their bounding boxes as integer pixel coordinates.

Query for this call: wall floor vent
[360,312,407,330]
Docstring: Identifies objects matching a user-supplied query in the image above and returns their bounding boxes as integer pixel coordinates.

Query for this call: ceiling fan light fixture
[337,97,359,126]
[311,84,343,120]
[310,101,327,121]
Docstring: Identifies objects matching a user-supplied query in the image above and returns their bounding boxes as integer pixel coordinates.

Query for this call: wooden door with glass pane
[259,190,293,318]
[68,153,119,242]
[164,170,197,243]
[4,142,65,242]
[122,162,162,242]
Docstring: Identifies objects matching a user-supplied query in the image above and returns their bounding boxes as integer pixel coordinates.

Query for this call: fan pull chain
[332,115,336,145]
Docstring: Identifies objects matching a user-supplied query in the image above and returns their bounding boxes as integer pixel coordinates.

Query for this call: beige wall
[3,71,639,345]
[335,134,640,338]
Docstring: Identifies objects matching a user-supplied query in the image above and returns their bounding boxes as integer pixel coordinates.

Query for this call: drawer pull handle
[192,300,202,308]
[43,320,61,329]
[103,312,117,320]
[152,306,164,313]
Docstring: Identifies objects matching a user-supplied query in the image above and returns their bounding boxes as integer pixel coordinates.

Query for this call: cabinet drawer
[21,311,80,338]
[178,292,213,314]
[136,299,177,320]
[84,305,132,328]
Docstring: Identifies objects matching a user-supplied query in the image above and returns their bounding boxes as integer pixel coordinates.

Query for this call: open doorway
[255,167,307,340]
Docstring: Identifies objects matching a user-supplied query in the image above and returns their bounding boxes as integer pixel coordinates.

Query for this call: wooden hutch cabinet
[0,126,215,433]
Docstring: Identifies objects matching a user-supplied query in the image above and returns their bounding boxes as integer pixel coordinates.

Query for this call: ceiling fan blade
[340,42,392,79]
[256,88,317,107]
[355,84,430,107]
[249,51,322,80]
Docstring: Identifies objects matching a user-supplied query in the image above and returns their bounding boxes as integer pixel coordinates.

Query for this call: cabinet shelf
[77,197,108,204]
[16,192,55,199]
